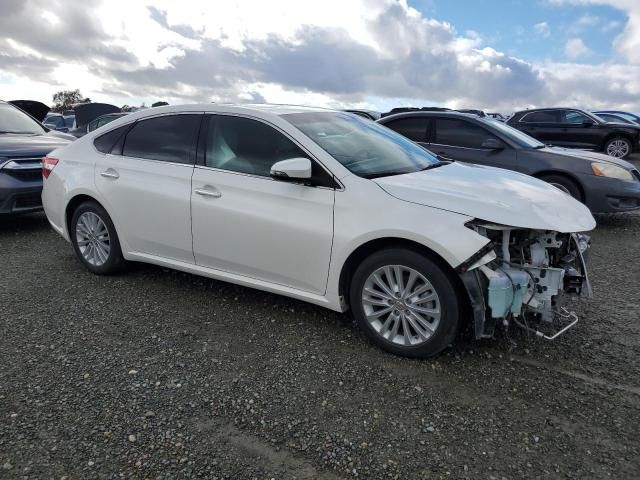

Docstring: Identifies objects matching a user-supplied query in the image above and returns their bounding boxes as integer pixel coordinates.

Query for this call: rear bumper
[0,172,43,215]
[579,173,640,213]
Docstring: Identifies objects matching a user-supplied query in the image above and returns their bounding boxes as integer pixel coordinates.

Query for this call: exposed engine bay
[460,221,592,340]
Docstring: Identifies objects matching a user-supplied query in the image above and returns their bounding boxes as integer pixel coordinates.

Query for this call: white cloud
[534,21,551,37]
[0,0,639,113]
[564,37,591,58]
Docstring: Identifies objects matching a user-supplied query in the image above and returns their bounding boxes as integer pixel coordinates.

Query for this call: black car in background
[343,109,381,121]
[506,107,640,159]
[593,110,640,125]
[377,111,640,213]
[0,101,73,215]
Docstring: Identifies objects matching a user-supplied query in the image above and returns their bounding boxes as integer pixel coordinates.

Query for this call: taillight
[42,156,59,179]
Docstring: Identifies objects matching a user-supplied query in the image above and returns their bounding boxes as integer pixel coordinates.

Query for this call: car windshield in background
[0,103,45,134]
[283,112,440,179]
[484,118,545,148]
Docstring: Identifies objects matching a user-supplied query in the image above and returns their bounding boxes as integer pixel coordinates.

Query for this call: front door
[191,114,335,294]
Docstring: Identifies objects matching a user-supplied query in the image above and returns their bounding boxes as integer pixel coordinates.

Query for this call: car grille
[0,157,42,181]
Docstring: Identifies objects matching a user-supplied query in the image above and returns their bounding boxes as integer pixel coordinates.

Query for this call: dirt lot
[1,171,639,478]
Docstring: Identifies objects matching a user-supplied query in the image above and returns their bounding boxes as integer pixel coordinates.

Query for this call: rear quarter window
[93,124,131,154]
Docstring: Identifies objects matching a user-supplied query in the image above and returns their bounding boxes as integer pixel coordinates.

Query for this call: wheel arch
[337,237,469,312]
[65,194,110,239]
[532,170,585,202]
[600,131,635,151]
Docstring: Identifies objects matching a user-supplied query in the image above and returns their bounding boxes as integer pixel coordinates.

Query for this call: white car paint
[42,103,596,313]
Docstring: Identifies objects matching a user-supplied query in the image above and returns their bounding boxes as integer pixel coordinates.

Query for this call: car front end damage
[458,220,592,340]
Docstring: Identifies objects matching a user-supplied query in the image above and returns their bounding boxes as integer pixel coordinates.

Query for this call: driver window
[206,115,307,177]
[562,110,590,124]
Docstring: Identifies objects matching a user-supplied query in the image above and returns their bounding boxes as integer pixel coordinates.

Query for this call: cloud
[564,37,591,58]
[534,21,551,37]
[0,0,637,113]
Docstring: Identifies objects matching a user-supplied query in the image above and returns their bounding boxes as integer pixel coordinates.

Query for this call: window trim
[197,112,343,190]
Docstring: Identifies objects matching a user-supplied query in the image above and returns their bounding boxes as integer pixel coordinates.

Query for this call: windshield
[0,103,45,134]
[283,112,439,178]
[484,118,545,148]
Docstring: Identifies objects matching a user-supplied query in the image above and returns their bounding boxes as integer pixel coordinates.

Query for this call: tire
[349,248,460,358]
[538,174,582,202]
[603,136,632,159]
[70,201,126,275]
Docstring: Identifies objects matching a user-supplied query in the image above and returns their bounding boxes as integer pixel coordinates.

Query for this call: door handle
[194,187,222,198]
[100,169,119,179]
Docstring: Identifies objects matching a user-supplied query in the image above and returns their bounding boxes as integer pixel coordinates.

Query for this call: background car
[68,103,120,138]
[8,100,50,122]
[506,107,640,159]
[0,100,73,215]
[593,112,636,125]
[71,112,129,138]
[377,111,640,212]
[593,110,640,125]
[43,113,76,132]
[343,109,381,121]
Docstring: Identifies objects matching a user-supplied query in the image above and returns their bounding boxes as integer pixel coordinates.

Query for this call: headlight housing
[591,162,634,181]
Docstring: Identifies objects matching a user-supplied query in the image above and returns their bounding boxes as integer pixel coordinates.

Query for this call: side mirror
[481,138,504,150]
[270,158,312,180]
[582,119,595,127]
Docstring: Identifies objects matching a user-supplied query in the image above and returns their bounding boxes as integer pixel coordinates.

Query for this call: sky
[1,0,639,113]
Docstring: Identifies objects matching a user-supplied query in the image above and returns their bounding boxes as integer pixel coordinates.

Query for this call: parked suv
[377,111,640,212]
[506,108,640,159]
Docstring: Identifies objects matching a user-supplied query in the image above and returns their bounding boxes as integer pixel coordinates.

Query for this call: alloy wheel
[361,265,441,346]
[606,139,629,158]
[75,211,111,266]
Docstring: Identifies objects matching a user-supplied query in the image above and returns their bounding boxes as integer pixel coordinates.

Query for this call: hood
[73,102,120,128]
[374,162,596,233]
[543,146,636,170]
[8,100,50,122]
[0,132,72,158]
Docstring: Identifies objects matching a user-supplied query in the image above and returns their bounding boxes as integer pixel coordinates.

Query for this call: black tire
[603,136,632,159]
[349,248,460,358]
[538,174,582,202]
[70,201,126,275]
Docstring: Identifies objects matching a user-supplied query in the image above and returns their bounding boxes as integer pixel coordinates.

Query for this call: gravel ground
[1,187,640,478]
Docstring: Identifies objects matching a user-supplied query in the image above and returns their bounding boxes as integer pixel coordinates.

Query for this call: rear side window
[561,110,590,124]
[434,118,496,149]
[122,114,201,164]
[384,117,429,142]
[94,124,131,154]
[520,110,560,123]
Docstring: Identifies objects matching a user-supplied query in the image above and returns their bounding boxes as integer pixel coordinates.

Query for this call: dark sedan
[506,107,640,159]
[378,111,640,213]
[0,101,73,215]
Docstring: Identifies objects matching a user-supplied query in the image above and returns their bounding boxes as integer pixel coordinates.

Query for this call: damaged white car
[42,105,596,358]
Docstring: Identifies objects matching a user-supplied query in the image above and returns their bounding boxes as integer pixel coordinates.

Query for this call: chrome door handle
[100,170,119,179]
[194,188,221,198]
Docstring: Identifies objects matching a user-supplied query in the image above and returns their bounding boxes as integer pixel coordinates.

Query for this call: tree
[51,89,89,112]
[152,101,169,107]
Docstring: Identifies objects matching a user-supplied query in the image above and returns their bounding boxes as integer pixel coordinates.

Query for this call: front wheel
[349,249,460,358]
[71,201,126,274]
[604,137,632,159]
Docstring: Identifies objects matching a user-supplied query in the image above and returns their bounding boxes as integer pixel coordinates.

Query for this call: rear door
[428,117,519,170]
[95,113,202,263]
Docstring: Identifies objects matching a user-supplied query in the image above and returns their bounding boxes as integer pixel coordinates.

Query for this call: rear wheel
[538,174,582,202]
[349,248,460,358]
[71,201,126,274]
[603,137,632,159]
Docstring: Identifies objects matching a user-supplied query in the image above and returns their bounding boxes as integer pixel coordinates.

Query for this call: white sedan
[42,104,595,357]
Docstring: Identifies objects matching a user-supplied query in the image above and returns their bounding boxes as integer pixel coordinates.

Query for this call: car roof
[378,111,488,122]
